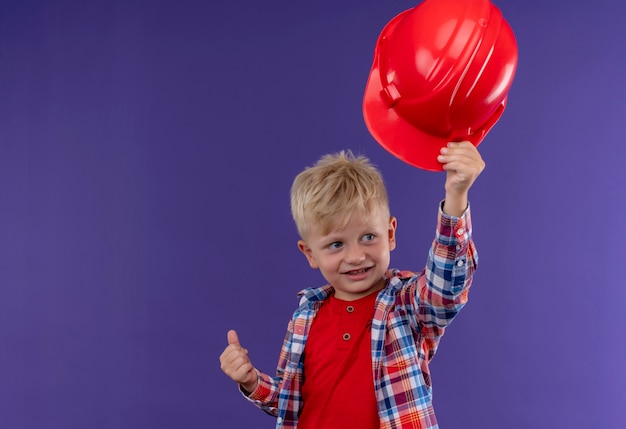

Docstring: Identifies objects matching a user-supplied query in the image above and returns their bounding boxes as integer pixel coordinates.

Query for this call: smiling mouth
[343,267,372,275]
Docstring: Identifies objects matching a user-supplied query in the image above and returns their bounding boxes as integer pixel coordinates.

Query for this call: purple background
[1,0,625,428]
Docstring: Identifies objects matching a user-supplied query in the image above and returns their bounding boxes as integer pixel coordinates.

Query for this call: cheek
[317,255,339,270]
[376,244,392,261]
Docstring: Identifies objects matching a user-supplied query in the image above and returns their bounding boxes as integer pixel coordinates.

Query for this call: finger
[220,348,247,372]
[232,363,255,384]
[439,147,484,170]
[222,354,254,383]
[220,340,251,376]
[438,153,478,169]
[223,352,248,370]
[442,160,473,173]
[219,344,241,363]
[447,140,473,149]
[441,146,480,159]
[444,141,481,155]
[220,344,249,365]
[227,329,241,347]
[442,158,484,176]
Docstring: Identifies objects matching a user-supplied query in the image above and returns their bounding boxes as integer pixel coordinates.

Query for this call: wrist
[241,382,257,395]
[442,192,468,217]
[240,371,259,394]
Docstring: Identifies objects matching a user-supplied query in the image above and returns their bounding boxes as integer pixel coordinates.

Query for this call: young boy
[220,141,484,428]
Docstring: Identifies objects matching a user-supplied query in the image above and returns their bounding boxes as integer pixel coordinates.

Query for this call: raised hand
[437,141,485,217]
[219,330,258,393]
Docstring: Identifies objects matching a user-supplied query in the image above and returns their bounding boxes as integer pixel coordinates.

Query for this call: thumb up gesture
[220,330,258,393]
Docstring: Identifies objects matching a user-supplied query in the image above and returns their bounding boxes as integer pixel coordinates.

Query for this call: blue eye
[363,234,376,241]
[329,242,343,250]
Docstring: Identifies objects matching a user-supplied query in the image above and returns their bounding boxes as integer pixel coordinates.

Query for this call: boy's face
[297,206,397,301]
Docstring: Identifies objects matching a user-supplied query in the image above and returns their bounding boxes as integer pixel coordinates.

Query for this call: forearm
[418,203,477,331]
[242,323,293,415]
[242,370,281,416]
[442,189,468,218]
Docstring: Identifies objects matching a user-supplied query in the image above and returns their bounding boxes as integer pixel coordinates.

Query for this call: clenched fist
[220,330,258,393]
[438,141,486,217]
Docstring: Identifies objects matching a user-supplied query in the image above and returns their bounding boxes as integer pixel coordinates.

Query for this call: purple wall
[1,0,624,428]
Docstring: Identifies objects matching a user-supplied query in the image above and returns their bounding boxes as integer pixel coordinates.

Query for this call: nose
[344,244,366,265]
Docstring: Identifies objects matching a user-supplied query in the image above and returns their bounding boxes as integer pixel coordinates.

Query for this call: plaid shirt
[245,205,477,428]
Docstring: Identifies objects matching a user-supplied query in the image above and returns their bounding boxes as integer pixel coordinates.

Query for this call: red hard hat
[363,0,518,171]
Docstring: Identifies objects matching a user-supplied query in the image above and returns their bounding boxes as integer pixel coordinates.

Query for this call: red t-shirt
[298,290,379,429]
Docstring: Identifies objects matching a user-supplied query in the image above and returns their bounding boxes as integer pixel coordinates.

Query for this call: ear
[388,216,397,251]
[298,240,319,269]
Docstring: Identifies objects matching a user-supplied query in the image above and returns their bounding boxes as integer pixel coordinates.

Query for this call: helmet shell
[363,0,518,171]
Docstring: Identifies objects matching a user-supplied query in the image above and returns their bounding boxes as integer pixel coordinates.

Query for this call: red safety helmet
[363,0,518,171]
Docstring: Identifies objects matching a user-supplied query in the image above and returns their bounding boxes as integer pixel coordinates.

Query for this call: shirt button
[277,417,283,424]
[457,260,465,267]
[456,227,465,236]
[343,333,351,341]
[346,305,355,313]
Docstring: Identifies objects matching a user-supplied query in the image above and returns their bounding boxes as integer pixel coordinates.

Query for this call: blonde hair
[290,151,389,239]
